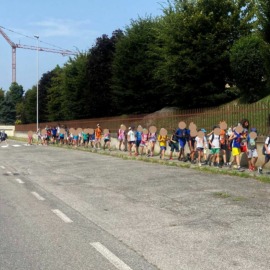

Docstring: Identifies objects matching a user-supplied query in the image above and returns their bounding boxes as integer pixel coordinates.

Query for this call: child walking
[228,126,244,171]
[169,129,179,160]
[158,130,168,160]
[247,128,258,171]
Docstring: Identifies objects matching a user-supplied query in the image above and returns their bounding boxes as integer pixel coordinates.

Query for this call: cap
[201,128,206,133]
[128,127,131,130]
[251,128,257,132]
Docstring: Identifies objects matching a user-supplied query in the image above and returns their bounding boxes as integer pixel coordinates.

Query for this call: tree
[256,0,270,89]
[22,86,37,124]
[112,19,162,114]
[230,34,269,102]
[0,93,16,124]
[46,66,66,122]
[61,53,89,120]
[85,30,124,117]
[153,0,255,108]
[0,88,4,104]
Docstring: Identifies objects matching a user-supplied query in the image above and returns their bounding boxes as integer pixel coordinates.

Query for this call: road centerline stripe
[91,242,133,270]
[31,192,45,201]
[51,209,73,223]
[0,166,5,169]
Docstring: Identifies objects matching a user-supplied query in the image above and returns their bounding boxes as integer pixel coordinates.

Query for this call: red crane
[0,27,77,83]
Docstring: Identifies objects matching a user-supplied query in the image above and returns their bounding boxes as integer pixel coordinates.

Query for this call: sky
[0,0,165,91]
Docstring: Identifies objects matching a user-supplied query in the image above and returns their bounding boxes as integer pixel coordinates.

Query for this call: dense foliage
[1,0,270,125]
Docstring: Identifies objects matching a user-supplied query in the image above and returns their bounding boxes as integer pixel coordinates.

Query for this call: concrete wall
[0,125,15,137]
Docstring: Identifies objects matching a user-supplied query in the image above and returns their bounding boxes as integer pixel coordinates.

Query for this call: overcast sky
[0,0,165,91]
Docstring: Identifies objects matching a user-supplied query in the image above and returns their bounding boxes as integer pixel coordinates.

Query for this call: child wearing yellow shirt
[158,133,168,160]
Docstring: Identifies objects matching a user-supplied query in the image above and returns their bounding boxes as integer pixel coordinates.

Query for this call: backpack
[262,137,270,155]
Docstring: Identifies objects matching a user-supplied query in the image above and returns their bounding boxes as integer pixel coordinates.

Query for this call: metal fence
[15,101,270,135]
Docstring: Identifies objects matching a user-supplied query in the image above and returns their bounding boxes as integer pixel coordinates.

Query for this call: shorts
[104,139,110,143]
[189,139,195,149]
[179,139,186,149]
[232,147,241,156]
[265,154,270,163]
[210,148,220,155]
[140,141,147,147]
[220,144,227,150]
[128,141,135,145]
[160,146,166,151]
[170,143,179,152]
[248,149,258,159]
[136,140,141,147]
[196,147,204,152]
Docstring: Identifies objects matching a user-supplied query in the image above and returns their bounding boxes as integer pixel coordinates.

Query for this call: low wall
[14,131,269,169]
[0,125,15,137]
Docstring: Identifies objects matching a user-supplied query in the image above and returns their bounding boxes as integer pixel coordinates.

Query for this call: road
[1,141,270,270]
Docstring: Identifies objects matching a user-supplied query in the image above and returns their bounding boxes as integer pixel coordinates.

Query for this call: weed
[213,192,231,198]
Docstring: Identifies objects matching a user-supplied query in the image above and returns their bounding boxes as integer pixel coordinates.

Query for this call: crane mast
[0,27,77,83]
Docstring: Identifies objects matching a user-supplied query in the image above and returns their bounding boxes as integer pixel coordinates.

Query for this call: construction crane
[0,27,77,83]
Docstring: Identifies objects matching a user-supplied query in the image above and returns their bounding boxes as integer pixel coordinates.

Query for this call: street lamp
[34,35,39,132]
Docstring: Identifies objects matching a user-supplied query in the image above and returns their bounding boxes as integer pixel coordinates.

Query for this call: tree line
[0,0,270,125]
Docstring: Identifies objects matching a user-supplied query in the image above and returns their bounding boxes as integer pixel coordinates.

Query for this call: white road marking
[31,192,45,201]
[1,145,8,148]
[12,145,22,147]
[6,171,12,175]
[51,209,73,223]
[15,178,24,184]
[0,166,5,169]
[91,242,133,270]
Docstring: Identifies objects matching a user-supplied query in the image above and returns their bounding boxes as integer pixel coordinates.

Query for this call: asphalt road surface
[1,141,270,270]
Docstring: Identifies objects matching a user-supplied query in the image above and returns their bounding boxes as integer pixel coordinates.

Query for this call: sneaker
[237,167,245,172]
[208,162,212,166]
[198,162,202,167]
[258,167,263,174]
[228,162,232,168]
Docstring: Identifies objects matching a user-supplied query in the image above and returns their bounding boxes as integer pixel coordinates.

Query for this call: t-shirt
[149,133,157,142]
[232,131,241,148]
[82,132,89,140]
[141,133,148,144]
[176,128,187,142]
[220,129,226,145]
[158,135,168,147]
[128,130,135,142]
[95,128,102,139]
[265,137,270,152]
[247,135,256,150]
[195,136,207,148]
[136,131,142,141]
[210,134,220,148]
[104,133,110,140]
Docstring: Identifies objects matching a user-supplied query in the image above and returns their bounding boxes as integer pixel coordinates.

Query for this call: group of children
[32,119,270,174]
[117,119,267,174]
[36,124,111,150]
